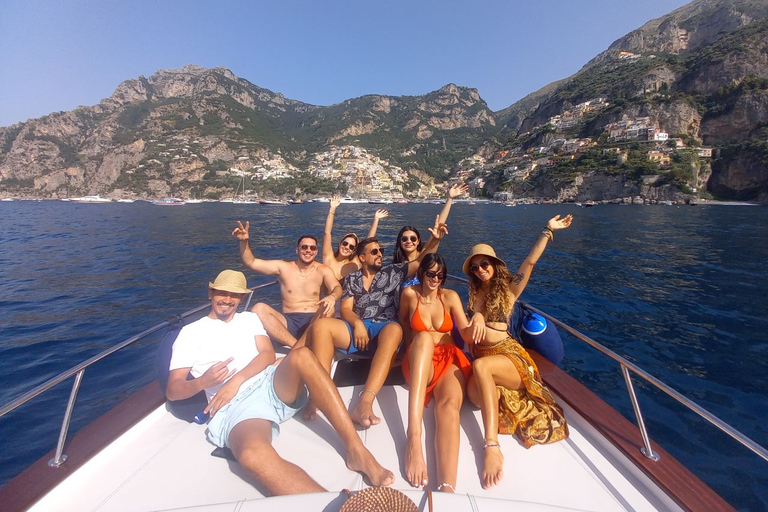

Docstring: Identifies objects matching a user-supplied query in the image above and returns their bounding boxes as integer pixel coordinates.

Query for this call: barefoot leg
[351,322,402,427]
[404,333,433,487]
[302,317,352,420]
[273,347,394,487]
[433,365,466,493]
[229,419,324,495]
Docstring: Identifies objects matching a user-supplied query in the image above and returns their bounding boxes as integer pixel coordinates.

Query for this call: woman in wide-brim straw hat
[462,214,573,490]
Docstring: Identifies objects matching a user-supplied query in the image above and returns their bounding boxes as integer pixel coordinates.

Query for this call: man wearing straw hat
[167,270,394,495]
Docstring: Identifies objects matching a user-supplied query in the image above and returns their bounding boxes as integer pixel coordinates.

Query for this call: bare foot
[350,400,381,428]
[346,445,395,487]
[404,434,428,487]
[481,445,504,489]
[303,399,317,420]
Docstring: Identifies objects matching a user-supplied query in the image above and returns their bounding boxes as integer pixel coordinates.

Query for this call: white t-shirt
[169,312,269,402]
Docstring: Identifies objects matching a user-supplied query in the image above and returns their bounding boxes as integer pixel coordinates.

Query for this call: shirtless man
[167,270,394,495]
[301,216,448,427]
[233,222,342,348]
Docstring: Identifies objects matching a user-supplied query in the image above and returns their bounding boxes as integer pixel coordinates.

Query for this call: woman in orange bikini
[463,214,572,490]
[399,253,476,493]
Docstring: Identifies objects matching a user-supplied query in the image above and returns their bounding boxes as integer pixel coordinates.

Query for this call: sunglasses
[300,244,318,251]
[424,270,445,280]
[469,260,491,274]
[367,248,381,256]
[340,240,357,251]
[401,235,419,243]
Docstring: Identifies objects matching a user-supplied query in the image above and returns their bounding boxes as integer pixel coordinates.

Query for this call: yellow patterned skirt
[473,336,569,448]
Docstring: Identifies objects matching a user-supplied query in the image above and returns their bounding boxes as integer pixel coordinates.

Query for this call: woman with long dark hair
[399,253,473,493]
[392,183,467,267]
[463,214,573,489]
[322,195,388,280]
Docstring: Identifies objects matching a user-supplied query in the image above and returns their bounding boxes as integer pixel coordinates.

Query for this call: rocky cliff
[1,1,767,202]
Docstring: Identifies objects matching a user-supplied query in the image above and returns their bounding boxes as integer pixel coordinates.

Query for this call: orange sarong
[402,342,471,406]
[473,336,569,447]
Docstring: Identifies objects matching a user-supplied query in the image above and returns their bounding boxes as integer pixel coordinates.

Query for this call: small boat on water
[152,198,186,206]
[70,195,112,203]
[260,199,289,205]
[339,197,365,204]
[116,199,135,203]
[1,277,762,512]
[584,200,596,207]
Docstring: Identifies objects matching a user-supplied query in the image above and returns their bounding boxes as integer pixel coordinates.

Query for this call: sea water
[1,200,766,510]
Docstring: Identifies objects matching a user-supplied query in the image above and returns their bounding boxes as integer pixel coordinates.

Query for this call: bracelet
[541,229,553,241]
[483,441,500,449]
[358,388,377,398]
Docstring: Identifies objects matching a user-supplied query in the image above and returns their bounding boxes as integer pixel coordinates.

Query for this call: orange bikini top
[410,294,454,333]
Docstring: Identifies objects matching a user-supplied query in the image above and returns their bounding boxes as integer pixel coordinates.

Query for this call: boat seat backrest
[156,318,209,423]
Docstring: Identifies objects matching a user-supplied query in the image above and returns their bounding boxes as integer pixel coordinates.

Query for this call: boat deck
[23,378,684,512]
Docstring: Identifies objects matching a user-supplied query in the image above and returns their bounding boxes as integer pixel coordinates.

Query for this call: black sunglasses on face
[300,244,318,251]
[424,270,445,280]
[401,235,419,243]
[340,240,356,250]
[469,260,491,274]
[367,248,381,256]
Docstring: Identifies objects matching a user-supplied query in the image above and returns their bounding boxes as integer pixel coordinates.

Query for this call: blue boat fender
[518,309,564,365]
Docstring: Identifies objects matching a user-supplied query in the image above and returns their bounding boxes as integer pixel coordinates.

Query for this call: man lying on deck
[232,222,342,349]
[300,217,448,427]
[166,270,394,495]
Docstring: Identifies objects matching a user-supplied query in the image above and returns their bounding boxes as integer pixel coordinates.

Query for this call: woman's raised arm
[508,214,573,299]
[322,195,341,264]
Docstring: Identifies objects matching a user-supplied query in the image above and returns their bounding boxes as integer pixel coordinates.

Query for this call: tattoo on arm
[511,273,524,284]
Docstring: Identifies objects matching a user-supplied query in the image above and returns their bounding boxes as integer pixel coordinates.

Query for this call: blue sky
[0,0,692,127]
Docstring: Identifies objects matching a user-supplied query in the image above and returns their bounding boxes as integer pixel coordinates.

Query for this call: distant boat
[288,199,304,204]
[185,199,204,204]
[1,198,15,202]
[368,199,393,204]
[313,197,330,203]
[394,199,408,204]
[71,195,112,203]
[260,199,288,205]
[584,200,596,207]
[339,197,365,204]
[152,198,186,206]
[116,199,135,203]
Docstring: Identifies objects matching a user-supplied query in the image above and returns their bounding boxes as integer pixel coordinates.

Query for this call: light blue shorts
[206,364,309,447]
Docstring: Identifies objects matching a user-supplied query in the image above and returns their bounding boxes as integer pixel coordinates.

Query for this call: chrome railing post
[621,365,659,461]
[48,369,85,467]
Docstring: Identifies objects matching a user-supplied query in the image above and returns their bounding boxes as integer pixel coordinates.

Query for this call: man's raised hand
[232,221,250,241]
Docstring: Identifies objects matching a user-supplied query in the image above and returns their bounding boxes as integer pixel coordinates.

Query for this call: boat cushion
[156,318,209,423]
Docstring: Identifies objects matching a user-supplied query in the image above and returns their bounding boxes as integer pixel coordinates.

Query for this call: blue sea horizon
[1,200,766,510]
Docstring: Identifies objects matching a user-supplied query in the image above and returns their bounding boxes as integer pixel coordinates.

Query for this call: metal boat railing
[1,276,766,470]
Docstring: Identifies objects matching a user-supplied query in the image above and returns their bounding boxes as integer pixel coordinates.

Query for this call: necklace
[298,263,317,280]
